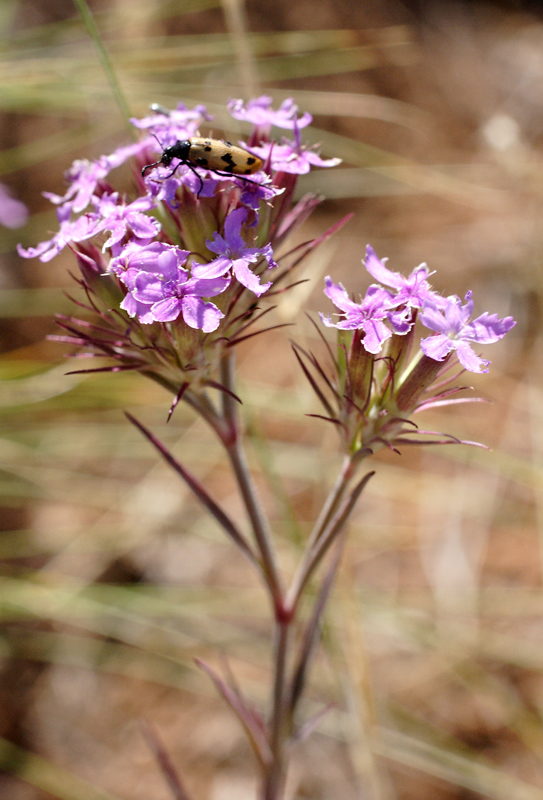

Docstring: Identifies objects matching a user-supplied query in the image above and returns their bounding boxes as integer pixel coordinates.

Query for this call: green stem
[220,353,283,602]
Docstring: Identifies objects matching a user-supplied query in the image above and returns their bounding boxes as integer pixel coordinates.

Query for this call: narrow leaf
[293,703,335,745]
[205,379,242,405]
[306,414,342,426]
[195,659,272,772]
[125,413,260,570]
[289,537,345,715]
[141,722,194,800]
[227,322,293,347]
[167,382,189,423]
[292,345,335,417]
[65,365,140,375]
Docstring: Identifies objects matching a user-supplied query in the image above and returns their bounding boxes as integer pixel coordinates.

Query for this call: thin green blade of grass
[378,727,543,800]
[0,122,122,173]
[0,287,82,317]
[7,0,222,48]
[0,28,415,117]
[0,44,412,113]
[2,629,192,690]
[0,577,272,685]
[0,737,125,800]
[5,28,411,61]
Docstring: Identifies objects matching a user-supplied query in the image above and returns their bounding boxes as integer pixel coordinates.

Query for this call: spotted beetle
[141,137,263,197]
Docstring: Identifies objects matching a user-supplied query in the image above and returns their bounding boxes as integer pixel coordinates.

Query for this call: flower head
[228,96,312,131]
[248,140,341,175]
[309,246,516,455]
[17,205,101,262]
[130,247,230,331]
[320,277,395,354]
[194,207,276,297]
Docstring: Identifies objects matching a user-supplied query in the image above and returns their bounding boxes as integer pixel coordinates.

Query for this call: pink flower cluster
[19,96,338,335]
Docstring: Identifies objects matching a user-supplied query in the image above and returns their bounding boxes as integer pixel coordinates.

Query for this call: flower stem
[220,353,283,603]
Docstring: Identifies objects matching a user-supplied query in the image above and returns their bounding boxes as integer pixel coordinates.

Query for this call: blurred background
[1,0,542,798]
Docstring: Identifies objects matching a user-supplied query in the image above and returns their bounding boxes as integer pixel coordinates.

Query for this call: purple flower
[43,144,148,214]
[363,244,443,334]
[17,205,101,262]
[131,101,211,146]
[118,265,157,324]
[194,207,276,296]
[131,247,230,331]
[0,182,28,229]
[420,291,516,373]
[238,174,284,210]
[111,241,190,323]
[364,245,436,309]
[142,160,220,206]
[94,193,160,249]
[248,140,341,175]
[104,141,149,171]
[43,159,108,214]
[109,239,174,276]
[228,96,313,130]
[320,277,396,354]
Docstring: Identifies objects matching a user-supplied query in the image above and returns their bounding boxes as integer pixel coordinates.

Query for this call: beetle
[141,137,263,197]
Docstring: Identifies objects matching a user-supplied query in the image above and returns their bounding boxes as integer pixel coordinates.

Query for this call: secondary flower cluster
[299,245,516,454]
[18,97,340,393]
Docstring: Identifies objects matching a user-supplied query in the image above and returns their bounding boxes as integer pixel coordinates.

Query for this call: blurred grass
[0,737,125,800]
[0,0,541,799]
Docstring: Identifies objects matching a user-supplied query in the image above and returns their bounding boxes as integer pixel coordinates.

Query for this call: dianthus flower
[93,193,160,249]
[320,278,395,354]
[228,95,313,131]
[420,291,515,373]
[43,143,146,214]
[130,101,212,144]
[17,205,101,262]
[130,247,230,331]
[194,207,276,296]
[248,140,341,175]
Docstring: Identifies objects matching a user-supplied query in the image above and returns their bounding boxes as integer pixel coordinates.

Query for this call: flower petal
[181,296,224,332]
